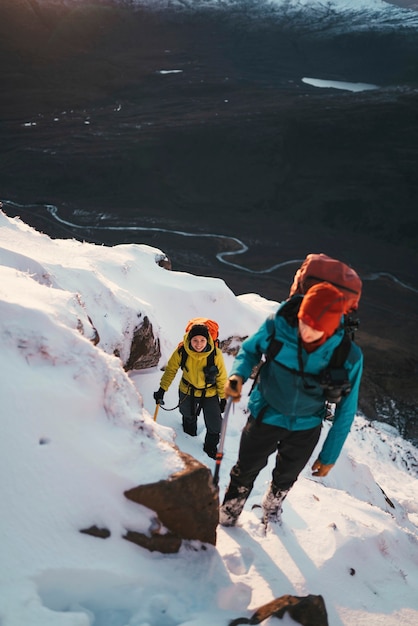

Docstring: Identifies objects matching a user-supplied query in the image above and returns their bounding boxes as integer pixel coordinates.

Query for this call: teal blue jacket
[230,303,363,465]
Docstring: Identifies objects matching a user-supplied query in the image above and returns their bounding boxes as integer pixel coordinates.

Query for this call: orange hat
[298,282,345,337]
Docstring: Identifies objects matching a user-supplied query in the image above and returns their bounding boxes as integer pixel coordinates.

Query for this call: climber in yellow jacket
[154,323,228,459]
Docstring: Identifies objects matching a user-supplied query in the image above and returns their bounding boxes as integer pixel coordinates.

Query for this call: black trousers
[225,416,322,498]
[179,391,222,450]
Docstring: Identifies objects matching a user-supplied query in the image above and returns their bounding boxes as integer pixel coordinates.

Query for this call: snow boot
[203,444,217,459]
[219,485,251,527]
[203,432,220,460]
[262,483,289,526]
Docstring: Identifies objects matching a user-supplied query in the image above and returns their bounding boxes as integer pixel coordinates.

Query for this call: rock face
[80,450,219,554]
[229,594,329,626]
[124,451,219,552]
[124,315,161,371]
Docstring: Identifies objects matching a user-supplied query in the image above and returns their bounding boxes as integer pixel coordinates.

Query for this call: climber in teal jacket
[219,282,363,527]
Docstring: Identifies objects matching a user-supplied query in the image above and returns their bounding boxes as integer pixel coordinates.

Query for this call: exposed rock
[79,525,111,540]
[219,336,249,357]
[124,315,161,371]
[155,253,172,270]
[229,594,329,626]
[123,529,182,554]
[78,450,219,554]
[124,450,219,552]
[81,315,100,346]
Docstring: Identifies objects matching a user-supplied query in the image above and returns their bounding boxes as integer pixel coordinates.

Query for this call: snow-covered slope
[1,209,417,626]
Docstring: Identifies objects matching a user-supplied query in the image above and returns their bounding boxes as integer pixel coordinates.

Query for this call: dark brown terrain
[1,0,417,442]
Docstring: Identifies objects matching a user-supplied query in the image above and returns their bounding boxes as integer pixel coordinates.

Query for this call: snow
[302,77,379,92]
[134,0,409,11]
[38,0,418,29]
[128,0,418,25]
[1,209,418,626]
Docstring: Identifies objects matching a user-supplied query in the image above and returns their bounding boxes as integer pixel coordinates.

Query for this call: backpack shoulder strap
[205,348,216,370]
[277,295,303,327]
[320,332,353,404]
[178,345,188,371]
[329,332,352,368]
[265,296,302,361]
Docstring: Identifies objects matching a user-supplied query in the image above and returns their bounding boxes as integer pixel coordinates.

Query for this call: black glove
[153,387,165,405]
[219,398,227,413]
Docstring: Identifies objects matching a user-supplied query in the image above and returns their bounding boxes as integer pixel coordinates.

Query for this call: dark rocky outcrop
[124,451,219,551]
[80,450,219,554]
[124,315,161,371]
[80,525,111,540]
[229,594,329,626]
[219,336,250,357]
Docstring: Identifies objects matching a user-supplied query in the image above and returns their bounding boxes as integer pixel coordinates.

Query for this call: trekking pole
[213,379,238,487]
[213,397,233,487]
[153,402,161,422]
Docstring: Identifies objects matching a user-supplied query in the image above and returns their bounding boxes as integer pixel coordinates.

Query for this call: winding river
[2,199,417,295]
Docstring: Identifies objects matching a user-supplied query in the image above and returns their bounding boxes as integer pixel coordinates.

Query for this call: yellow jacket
[160,333,227,398]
